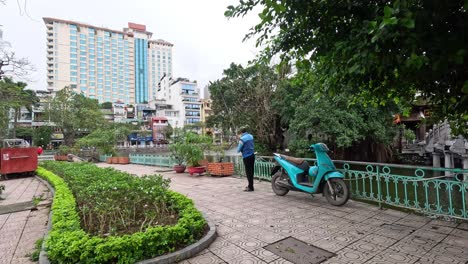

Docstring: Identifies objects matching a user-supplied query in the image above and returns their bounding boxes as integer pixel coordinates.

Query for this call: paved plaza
[1,164,468,264]
[0,177,52,264]
[99,164,468,264]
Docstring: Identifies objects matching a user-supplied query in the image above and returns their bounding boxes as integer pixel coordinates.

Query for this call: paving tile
[415,252,464,264]
[450,227,468,238]
[208,237,232,250]
[361,233,398,248]
[188,252,226,264]
[231,238,267,252]
[420,223,454,235]
[250,248,280,263]
[310,238,347,253]
[269,258,294,264]
[211,244,249,262]
[346,239,388,257]
[429,242,468,263]
[441,234,468,248]
[368,248,420,264]
[332,248,373,264]
[225,253,267,264]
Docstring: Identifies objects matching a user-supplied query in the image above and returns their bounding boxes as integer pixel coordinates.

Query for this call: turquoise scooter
[271,143,350,206]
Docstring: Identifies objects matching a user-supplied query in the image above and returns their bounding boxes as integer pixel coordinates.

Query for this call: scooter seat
[280,154,305,165]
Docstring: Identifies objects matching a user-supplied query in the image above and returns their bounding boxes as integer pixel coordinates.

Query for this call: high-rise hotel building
[43,18,173,104]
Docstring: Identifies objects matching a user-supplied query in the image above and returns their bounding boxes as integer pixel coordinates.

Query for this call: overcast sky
[0,0,260,97]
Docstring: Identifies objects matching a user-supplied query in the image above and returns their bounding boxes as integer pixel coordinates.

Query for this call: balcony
[185,106,201,110]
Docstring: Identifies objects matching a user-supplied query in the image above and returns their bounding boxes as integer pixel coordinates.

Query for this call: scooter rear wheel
[324,178,350,206]
[272,171,289,196]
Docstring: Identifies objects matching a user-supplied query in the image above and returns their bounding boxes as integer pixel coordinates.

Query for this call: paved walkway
[0,177,51,264]
[99,164,468,264]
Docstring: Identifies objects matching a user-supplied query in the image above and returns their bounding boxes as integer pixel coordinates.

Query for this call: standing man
[237,126,255,192]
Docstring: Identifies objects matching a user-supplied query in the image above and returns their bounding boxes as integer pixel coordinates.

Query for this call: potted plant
[169,142,187,173]
[184,132,212,176]
[207,143,234,177]
[54,145,71,161]
[185,145,205,176]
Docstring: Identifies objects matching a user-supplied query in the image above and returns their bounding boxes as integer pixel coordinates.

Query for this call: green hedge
[36,165,206,264]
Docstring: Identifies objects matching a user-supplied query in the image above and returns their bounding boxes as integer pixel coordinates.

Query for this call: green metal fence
[233,155,468,220]
[98,152,467,219]
[129,154,176,167]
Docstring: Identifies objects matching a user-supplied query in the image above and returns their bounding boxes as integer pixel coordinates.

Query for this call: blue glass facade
[134,38,148,103]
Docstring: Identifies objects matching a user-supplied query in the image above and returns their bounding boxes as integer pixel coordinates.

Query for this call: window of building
[70,35,77,41]
[70,47,77,53]
[70,77,77,82]
[80,80,86,84]
[70,59,77,64]
[71,71,77,76]
[80,39,86,44]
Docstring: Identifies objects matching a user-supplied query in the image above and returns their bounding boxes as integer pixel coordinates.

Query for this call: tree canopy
[48,87,105,146]
[226,0,468,136]
[0,77,38,138]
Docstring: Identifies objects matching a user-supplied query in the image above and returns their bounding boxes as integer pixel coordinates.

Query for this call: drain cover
[264,237,335,264]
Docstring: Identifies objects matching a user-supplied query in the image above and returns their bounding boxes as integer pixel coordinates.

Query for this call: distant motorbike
[271,143,350,206]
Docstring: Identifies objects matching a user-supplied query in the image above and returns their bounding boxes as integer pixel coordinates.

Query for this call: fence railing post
[376,165,382,210]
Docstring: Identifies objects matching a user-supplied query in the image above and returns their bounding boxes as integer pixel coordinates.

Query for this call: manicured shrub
[37,162,206,263]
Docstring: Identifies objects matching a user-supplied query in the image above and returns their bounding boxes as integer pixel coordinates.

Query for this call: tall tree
[226,1,468,136]
[48,87,105,146]
[208,63,280,148]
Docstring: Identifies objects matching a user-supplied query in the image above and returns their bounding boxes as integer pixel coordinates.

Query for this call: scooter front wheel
[272,171,289,196]
[324,178,350,206]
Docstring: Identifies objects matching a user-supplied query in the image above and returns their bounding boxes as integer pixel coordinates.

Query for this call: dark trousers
[243,155,255,190]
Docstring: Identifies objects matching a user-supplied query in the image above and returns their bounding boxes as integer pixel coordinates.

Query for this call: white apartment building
[150,76,202,128]
[43,18,173,104]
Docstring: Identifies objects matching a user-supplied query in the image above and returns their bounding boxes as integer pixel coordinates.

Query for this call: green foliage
[403,128,416,142]
[0,77,38,138]
[169,131,211,166]
[33,126,53,147]
[30,238,44,261]
[15,126,33,139]
[48,87,106,146]
[207,63,282,147]
[75,125,131,155]
[227,0,468,137]
[100,102,113,109]
[37,163,206,263]
[56,145,74,155]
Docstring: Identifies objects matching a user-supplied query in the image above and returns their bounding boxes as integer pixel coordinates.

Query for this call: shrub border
[35,167,217,263]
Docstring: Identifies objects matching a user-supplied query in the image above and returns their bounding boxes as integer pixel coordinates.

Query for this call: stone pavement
[99,164,468,264]
[0,177,51,264]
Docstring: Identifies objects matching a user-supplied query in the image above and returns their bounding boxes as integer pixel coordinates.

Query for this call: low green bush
[37,162,206,263]
[41,161,177,236]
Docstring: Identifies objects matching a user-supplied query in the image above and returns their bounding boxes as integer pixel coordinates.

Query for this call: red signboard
[0,148,38,175]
